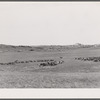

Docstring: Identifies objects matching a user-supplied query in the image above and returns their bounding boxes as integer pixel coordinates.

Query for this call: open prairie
[0,45,100,88]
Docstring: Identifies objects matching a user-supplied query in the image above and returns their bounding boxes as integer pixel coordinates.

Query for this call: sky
[0,2,100,46]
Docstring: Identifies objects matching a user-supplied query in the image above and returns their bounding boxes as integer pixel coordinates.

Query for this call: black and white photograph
[0,1,100,90]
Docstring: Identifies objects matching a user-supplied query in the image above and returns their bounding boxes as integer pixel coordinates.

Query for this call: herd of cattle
[0,57,64,67]
[75,57,100,62]
[39,60,64,67]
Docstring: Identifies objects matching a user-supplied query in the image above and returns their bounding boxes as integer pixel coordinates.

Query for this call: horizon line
[0,43,100,46]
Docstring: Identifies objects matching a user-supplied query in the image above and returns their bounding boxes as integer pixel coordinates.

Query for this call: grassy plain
[0,46,100,88]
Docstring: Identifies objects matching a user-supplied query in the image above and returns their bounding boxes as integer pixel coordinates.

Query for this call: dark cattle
[93,60,98,62]
[50,59,54,61]
[29,60,33,62]
[25,61,29,63]
[30,49,34,51]
[75,56,100,62]
[75,58,77,60]
[39,63,47,67]
[0,63,4,65]
[20,61,24,63]
[15,60,18,63]
[60,57,63,59]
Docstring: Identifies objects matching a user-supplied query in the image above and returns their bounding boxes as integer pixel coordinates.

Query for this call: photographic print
[0,1,100,89]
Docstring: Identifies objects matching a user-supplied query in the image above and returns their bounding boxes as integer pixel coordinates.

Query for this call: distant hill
[0,43,100,52]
